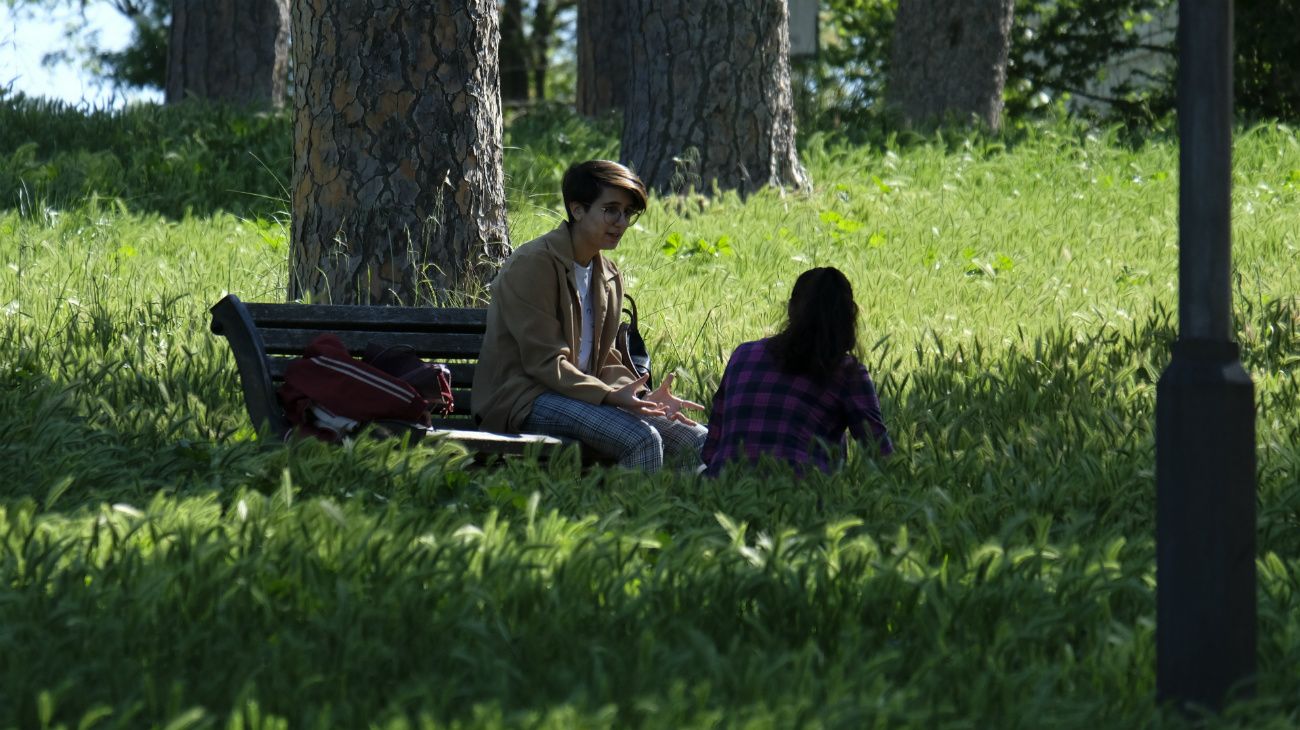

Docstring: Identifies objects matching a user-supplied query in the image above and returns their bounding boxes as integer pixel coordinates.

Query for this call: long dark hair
[769,267,859,383]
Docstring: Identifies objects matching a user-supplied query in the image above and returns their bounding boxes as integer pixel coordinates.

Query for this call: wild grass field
[2,96,1300,728]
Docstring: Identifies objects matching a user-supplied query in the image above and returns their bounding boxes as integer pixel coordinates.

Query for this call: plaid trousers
[522,392,707,472]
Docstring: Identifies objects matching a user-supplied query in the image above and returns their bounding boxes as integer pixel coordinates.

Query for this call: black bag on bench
[615,293,653,388]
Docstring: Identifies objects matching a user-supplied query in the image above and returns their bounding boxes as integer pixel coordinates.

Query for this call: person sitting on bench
[472,160,707,471]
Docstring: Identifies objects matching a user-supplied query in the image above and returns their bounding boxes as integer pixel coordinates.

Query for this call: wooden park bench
[209,294,567,458]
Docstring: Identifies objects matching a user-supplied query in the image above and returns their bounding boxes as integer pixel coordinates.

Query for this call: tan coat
[471,224,639,432]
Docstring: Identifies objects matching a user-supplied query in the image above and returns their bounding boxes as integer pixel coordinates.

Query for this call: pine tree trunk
[165,0,290,107]
[575,0,628,117]
[500,0,530,104]
[528,0,559,101]
[621,0,807,196]
[888,0,1015,130]
[288,0,511,306]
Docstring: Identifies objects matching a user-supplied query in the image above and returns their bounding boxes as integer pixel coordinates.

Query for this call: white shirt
[573,261,595,373]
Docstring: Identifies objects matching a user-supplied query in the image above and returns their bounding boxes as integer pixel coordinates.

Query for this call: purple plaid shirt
[702,338,893,475]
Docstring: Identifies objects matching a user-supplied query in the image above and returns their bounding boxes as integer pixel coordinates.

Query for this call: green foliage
[2,108,1300,727]
[11,0,1299,134]
[1007,0,1177,126]
[792,0,898,135]
[17,0,577,104]
[1010,0,1299,124]
[0,93,290,218]
[803,0,1299,135]
[1236,0,1300,121]
[7,0,171,93]
[90,0,171,91]
[660,232,734,259]
[0,95,622,222]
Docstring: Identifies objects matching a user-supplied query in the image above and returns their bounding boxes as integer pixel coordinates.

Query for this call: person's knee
[665,422,707,461]
[689,423,707,450]
[620,422,664,471]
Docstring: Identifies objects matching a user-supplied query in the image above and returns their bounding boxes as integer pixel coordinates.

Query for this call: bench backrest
[210,294,485,436]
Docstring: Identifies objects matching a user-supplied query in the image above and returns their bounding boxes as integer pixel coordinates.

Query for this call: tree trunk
[500,0,531,104]
[888,0,1015,130]
[165,0,290,107]
[621,0,808,196]
[528,0,559,101]
[576,0,628,116]
[288,0,511,306]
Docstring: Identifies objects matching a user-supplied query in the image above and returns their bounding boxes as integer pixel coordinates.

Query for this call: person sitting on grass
[472,159,707,472]
[702,266,893,476]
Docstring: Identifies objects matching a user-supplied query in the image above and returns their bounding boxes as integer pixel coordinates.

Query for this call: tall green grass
[2,100,1300,728]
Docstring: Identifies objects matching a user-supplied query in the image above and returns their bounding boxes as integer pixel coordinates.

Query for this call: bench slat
[428,415,477,429]
[423,428,566,457]
[259,329,484,358]
[244,303,486,332]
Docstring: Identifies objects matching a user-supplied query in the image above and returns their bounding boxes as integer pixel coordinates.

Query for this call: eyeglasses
[593,204,641,226]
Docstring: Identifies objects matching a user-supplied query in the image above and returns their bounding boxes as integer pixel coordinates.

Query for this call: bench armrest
[210,294,290,438]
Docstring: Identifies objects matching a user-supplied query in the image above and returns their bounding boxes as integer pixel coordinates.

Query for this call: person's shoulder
[493,237,565,294]
[730,338,774,365]
[511,230,557,259]
[504,228,565,268]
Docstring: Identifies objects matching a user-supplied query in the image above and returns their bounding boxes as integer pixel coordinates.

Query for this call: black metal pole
[1156,0,1256,711]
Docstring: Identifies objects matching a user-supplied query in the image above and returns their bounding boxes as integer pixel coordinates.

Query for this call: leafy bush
[1236,0,1300,121]
[0,94,625,223]
[801,0,1298,134]
[0,92,291,218]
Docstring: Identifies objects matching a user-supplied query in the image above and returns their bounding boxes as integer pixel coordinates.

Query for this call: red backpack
[277,334,453,442]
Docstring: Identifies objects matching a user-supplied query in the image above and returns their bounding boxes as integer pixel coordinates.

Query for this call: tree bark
[576,0,628,116]
[289,0,511,306]
[165,0,290,108]
[621,0,808,196]
[888,0,1015,130]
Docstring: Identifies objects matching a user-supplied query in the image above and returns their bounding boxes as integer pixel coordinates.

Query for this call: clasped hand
[603,372,704,425]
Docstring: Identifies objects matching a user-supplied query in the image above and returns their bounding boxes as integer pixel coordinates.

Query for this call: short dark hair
[769,267,860,383]
[561,160,648,223]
